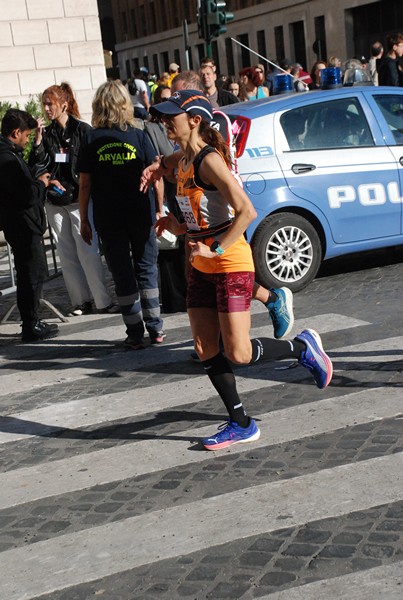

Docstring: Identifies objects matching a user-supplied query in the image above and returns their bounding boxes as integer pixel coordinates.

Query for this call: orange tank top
[176,146,254,274]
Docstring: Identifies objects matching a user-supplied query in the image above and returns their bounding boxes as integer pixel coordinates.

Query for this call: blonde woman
[77,81,164,349]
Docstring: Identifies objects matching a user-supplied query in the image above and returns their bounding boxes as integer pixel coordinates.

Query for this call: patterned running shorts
[187,268,254,313]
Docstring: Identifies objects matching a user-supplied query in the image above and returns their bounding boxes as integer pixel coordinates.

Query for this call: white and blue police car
[222,83,403,290]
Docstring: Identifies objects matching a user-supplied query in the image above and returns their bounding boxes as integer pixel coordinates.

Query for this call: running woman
[146,90,333,451]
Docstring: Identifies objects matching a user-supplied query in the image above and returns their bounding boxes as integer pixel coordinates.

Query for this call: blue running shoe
[296,328,333,389]
[267,287,294,339]
[202,419,260,451]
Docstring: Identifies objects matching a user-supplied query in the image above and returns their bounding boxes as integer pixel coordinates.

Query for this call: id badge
[55,152,69,163]
[176,195,200,231]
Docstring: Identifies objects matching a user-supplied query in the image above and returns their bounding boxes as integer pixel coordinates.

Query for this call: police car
[221,85,403,291]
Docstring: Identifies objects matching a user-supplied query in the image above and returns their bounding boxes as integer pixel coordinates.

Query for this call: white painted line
[0,387,401,509]
[0,314,373,397]
[0,339,195,395]
[0,453,402,600]
[0,373,278,444]
[333,336,403,362]
[260,560,403,600]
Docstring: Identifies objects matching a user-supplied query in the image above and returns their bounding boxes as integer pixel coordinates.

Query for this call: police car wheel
[252,213,322,292]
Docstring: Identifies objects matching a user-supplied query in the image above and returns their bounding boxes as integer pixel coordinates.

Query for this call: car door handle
[291,163,316,174]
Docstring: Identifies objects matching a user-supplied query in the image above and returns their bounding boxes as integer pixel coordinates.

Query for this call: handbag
[46,180,78,206]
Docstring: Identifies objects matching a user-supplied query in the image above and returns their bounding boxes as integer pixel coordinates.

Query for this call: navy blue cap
[150,89,213,122]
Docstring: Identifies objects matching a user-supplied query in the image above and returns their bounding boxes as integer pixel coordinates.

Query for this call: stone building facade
[0,0,106,123]
[112,0,403,79]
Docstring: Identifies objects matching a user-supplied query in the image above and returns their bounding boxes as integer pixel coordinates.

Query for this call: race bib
[176,195,200,231]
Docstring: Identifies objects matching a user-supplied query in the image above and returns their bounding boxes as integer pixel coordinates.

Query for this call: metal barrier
[0,226,69,324]
[0,241,16,296]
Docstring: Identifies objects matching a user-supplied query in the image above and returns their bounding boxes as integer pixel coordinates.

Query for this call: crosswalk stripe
[0,340,192,395]
[0,311,369,363]
[260,560,403,600]
[1,453,402,600]
[0,314,376,397]
[333,336,403,362]
[0,373,280,444]
[0,310,369,355]
[1,386,401,510]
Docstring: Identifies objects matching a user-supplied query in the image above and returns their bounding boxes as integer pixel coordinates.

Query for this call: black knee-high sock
[202,352,249,427]
[249,337,305,363]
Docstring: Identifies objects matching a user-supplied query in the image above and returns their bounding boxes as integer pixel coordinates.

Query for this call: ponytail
[42,82,81,119]
[199,120,232,169]
[60,82,80,118]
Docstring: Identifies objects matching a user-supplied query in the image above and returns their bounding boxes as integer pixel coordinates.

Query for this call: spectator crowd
[126,33,403,115]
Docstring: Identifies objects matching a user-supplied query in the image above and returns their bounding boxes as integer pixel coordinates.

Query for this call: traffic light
[197,0,207,40]
[198,0,234,43]
[207,1,234,40]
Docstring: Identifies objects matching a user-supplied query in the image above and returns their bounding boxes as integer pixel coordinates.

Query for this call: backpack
[210,109,243,188]
[127,78,138,96]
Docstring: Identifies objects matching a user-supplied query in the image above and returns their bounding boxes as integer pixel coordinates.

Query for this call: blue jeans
[100,224,163,340]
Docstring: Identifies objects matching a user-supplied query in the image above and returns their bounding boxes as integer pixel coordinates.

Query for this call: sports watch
[210,241,225,256]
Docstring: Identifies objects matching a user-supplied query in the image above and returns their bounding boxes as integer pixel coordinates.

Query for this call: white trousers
[46,200,112,308]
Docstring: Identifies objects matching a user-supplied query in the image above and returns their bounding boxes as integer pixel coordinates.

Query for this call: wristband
[160,155,168,169]
[210,240,225,256]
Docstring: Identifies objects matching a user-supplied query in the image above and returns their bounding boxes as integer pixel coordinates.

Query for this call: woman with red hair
[29,82,116,316]
[239,66,269,100]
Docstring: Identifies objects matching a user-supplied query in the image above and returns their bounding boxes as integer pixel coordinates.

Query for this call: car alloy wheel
[252,212,322,292]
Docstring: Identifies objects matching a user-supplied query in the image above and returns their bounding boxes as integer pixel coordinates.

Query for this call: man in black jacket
[0,109,58,342]
[377,33,403,86]
[199,65,240,108]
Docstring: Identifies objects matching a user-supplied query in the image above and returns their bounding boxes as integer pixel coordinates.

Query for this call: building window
[130,9,137,38]
[197,43,205,66]
[184,0,193,23]
[122,11,128,36]
[212,41,220,74]
[225,37,235,77]
[153,54,159,76]
[149,2,157,35]
[257,30,266,60]
[174,48,181,68]
[290,20,307,71]
[314,16,327,61]
[162,51,169,72]
[274,25,285,61]
[125,59,131,79]
[238,33,250,67]
[352,0,403,59]
[139,6,147,37]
